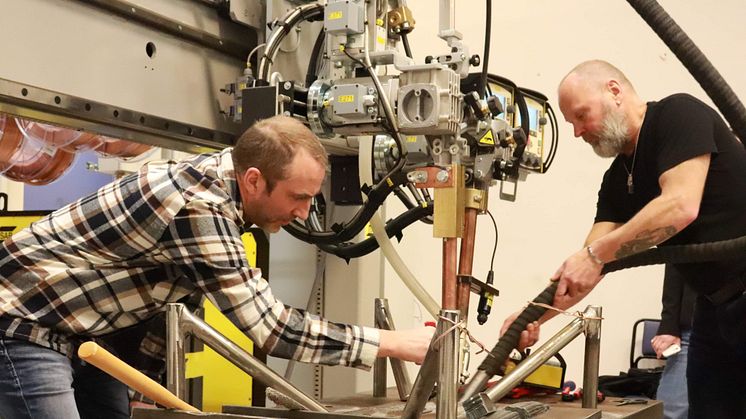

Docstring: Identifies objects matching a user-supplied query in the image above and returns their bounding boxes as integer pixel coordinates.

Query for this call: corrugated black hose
[626,0,746,142]
[477,234,746,378]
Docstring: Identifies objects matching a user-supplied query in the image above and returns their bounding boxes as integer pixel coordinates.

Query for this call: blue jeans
[688,294,746,419]
[656,330,690,419]
[0,337,129,419]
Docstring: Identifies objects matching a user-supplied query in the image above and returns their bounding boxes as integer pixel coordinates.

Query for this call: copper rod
[442,237,458,309]
[457,208,478,318]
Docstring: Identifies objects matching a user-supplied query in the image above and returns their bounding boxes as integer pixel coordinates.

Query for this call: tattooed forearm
[615,226,678,259]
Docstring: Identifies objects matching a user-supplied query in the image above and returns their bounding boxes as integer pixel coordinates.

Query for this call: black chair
[630,318,665,369]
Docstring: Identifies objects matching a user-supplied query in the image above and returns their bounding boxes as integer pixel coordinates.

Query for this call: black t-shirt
[595,94,746,295]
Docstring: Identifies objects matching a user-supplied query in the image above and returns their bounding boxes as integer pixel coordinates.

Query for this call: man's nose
[293,204,310,221]
[573,124,584,138]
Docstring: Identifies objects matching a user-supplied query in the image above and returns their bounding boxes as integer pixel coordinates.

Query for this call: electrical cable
[542,102,559,171]
[305,28,326,87]
[487,209,499,270]
[480,0,492,97]
[316,202,433,260]
[245,43,266,70]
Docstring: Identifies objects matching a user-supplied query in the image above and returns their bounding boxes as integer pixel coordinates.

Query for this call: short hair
[561,60,636,93]
[232,116,328,192]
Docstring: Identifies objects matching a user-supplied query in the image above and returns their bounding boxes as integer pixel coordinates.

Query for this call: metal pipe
[483,313,586,402]
[581,305,602,409]
[373,299,388,397]
[437,310,460,419]
[166,303,327,412]
[442,238,459,309]
[401,336,440,419]
[165,304,187,400]
[374,298,413,401]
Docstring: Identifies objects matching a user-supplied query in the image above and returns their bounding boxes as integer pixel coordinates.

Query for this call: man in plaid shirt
[0,116,433,418]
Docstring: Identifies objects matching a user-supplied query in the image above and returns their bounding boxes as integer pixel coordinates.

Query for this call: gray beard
[591,106,630,158]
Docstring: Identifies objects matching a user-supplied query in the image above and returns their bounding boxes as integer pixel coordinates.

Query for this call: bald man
[549,60,746,418]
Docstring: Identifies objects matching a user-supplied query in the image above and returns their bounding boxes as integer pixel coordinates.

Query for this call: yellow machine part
[184,232,260,412]
[505,357,565,390]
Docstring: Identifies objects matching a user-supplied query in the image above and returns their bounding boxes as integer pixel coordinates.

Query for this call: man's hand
[500,311,540,351]
[552,247,604,310]
[378,327,434,364]
[651,334,680,359]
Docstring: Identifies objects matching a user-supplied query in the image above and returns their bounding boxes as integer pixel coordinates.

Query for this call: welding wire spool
[0,117,75,185]
[0,114,25,174]
[77,341,200,413]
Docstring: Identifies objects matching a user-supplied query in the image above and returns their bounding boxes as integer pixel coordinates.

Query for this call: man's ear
[240,167,263,195]
[607,80,622,99]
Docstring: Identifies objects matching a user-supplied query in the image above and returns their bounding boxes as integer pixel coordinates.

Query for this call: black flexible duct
[626,0,746,142]
[316,202,434,260]
[475,233,746,381]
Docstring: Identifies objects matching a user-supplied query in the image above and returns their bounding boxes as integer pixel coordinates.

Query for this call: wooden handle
[78,341,199,412]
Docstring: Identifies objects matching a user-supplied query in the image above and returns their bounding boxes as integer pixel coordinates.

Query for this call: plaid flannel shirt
[0,149,379,369]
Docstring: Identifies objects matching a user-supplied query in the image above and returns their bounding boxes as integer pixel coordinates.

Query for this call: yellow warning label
[479,130,495,146]
[338,95,354,103]
[406,136,418,143]
[329,11,343,20]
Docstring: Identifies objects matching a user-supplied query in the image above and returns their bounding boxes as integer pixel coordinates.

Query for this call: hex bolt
[436,170,450,183]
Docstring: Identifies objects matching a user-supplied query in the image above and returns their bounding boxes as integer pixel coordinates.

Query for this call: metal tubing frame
[165,303,327,413]
[455,305,603,414]
[373,298,412,401]
[581,306,602,409]
[401,329,441,419]
[437,310,460,419]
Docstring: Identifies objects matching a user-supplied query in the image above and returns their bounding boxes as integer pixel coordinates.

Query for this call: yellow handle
[78,341,199,412]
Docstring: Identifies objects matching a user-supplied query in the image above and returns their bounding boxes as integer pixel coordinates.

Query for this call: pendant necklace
[623,140,639,194]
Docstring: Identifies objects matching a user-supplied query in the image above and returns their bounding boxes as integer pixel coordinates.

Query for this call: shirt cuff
[355,326,381,370]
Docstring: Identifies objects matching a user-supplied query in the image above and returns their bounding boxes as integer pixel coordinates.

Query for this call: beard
[589,104,631,158]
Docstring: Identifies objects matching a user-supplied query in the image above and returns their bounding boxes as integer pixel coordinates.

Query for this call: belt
[705,276,746,305]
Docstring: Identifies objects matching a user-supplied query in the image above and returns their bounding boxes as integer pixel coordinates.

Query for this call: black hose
[305,27,326,87]
[476,233,746,379]
[282,170,409,245]
[626,0,746,142]
[316,202,434,260]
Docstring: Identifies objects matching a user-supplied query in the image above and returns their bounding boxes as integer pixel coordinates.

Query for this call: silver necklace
[623,140,638,194]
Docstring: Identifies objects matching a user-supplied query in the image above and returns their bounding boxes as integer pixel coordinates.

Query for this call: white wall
[373,0,746,385]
